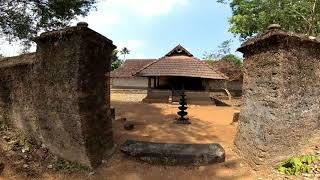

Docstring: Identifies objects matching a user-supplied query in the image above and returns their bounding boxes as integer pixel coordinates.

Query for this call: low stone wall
[0,53,36,135]
[144,89,227,104]
[0,23,116,168]
[144,89,170,103]
[208,79,242,97]
[235,26,320,169]
[111,77,148,89]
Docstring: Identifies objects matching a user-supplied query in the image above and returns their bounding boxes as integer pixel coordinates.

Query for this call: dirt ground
[0,92,276,180]
[93,92,261,180]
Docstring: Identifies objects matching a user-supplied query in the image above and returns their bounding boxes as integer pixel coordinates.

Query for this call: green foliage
[278,155,320,175]
[203,39,243,68]
[120,47,130,61]
[112,59,123,70]
[203,39,233,60]
[221,54,243,68]
[0,0,97,48]
[218,0,320,39]
[0,120,8,131]
[53,158,89,172]
[203,51,219,60]
[111,50,123,70]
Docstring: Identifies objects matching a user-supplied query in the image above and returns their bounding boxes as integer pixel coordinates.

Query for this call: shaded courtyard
[1,91,317,180]
[97,92,254,180]
[0,92,255,180]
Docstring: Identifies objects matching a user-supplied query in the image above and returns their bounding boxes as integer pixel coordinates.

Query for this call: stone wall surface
[0,54,37,137]
[236,27,320,169]
[0,23,116,168]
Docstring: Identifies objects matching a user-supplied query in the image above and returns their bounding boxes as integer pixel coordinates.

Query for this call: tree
[221,54,243,68]
[203,39,233,60]
[0,0,97,49]
[203,39,243,68]
[120,47,130,61]
[0,54,4,60]
[203,51,219,60]
[111,50,123,70]
[218,0,320,39]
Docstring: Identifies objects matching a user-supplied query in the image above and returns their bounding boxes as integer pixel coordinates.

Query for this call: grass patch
[278,155,320,175]
[53,159,90,172]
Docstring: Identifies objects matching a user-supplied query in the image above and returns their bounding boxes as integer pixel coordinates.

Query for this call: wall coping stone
[238,27,320,53]
[33,23,116,49]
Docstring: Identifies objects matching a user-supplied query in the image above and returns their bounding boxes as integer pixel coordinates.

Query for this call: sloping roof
[0,53,36,69]
[206,60,243,81]
[135,45,228,80]
[111,59,156,78]
[165,44,193,57]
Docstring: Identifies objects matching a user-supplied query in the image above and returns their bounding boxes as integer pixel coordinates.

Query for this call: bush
[278,155,320,175]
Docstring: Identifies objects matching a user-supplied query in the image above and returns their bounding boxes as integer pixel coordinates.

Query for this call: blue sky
[1,0,242,58]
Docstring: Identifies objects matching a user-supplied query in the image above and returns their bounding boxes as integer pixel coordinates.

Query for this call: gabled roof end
[165,44,193,57]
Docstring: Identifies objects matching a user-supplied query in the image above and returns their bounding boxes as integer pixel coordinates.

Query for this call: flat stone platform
[120,140,225,165]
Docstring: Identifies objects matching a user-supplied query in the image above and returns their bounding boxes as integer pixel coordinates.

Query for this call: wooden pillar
[157,77,160,87]
[148,77,151,89]
[205,79,210,91]
[153,77,156,88]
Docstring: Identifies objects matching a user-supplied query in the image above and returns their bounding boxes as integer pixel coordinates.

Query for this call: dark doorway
[170,77,204,91]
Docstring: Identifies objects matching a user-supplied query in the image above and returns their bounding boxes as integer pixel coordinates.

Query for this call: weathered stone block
[232,112,240,124]
[235,26,320,169]
[121,140,225,165]
[124,122,134,130]
[0,23,116,168]
[31,23,116,168]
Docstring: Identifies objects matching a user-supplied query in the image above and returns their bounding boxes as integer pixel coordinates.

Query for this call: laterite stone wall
[0,23,116,168]
[236,27,320,169]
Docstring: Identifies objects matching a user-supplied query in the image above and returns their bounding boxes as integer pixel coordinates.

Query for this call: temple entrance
[170,77,205,91]
[155,76,206,91]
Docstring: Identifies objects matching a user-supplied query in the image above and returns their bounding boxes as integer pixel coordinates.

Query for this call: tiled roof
[165,44,193,57]
[135,55,227,79]
[134,45,228,80]
[206,60,243,81]
[0,53,36,68]
[111,59,156,78]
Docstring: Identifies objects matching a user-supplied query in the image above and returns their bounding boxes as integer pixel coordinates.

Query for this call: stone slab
[120,140,225,165]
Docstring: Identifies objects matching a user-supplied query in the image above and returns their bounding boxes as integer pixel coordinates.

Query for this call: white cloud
[132,53,146,59]
[78,0,189,27]
[106,0,189,17]
[76,1,120,29]
[116,39,145,59]
[116,40,144,51]
[0,39,36,57]
[2,0,189,57]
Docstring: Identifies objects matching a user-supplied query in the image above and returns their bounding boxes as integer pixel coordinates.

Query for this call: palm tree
[120,47,130,61]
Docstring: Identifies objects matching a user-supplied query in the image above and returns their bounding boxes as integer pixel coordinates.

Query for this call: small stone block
[232,112,240,124]
[124,122,134,130]
[117,117,127,122]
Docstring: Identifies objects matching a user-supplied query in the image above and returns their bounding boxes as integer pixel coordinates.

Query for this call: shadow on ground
[93,100,254,180]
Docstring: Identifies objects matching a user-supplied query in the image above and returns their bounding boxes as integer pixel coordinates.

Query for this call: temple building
[111,45,243,103]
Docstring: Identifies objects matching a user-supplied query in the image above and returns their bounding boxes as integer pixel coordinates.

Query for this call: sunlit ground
[3,92,268,180]
[92,92,256,180]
